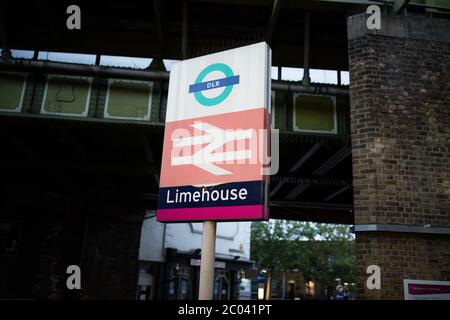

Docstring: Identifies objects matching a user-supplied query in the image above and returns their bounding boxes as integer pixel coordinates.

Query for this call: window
[104,79,152,120]
[293,94,336,134]
[340,71,350,85]
[100,55,152,69]
[280,67,339,84]
[163,59,179,71]
[310,69,338,84]
[41,75,91,117]
[214,271,230,300]
[11,49,34,59]
[38,51,96,65]
[167,274,190,300]
[0,72,26,112]
[281,67,302,81]
[271,66,279,80]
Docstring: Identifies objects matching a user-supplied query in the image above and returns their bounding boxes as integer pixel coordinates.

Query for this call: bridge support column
[347,13,450,299]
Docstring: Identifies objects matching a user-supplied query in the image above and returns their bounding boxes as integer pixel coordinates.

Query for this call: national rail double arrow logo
[188,63,240,106]
[171,122,252,176]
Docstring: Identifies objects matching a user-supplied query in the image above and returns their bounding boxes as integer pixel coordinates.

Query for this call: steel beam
[182,0,189,59]
[270,200,352,211]
[285,180,311,200]
[271,141,324,198]
[269,181,285,198]
[271,176,350,186]
[289,141,323,173]
[313,146,351,176]
[0,59,170,81]
[272,206,353,224]
[266,0,282,45]
[0,2,11,58]
[0,59,349,95]
[33,0,60,40]
[323,184,351,202]
[301,11,311,85]
[153,0,165,51]
[391,0,411,14]
[271,81,349,95]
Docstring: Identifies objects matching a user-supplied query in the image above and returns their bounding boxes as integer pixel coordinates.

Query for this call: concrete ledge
[354,224,450,235]
[347,13,450,43]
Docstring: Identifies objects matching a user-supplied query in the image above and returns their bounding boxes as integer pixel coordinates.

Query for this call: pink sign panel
[404,279,450,300]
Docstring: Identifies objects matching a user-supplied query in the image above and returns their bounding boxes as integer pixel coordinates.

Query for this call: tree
[250,220,299,299]
[250,220,356,299]
[251,220,298,271]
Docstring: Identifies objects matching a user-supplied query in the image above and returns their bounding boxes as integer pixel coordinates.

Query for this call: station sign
[157,42,271,222]
[404,279,450,300]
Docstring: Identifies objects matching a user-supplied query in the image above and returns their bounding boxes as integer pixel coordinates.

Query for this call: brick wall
[348,14,450,299]
[356,233,450,299]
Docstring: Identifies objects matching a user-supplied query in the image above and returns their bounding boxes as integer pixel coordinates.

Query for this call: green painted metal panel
[0,73,25,111]
[272,91,283,129]
[293,95,336,133]
[105,80,152,120]
[315,0,373,4]
[42,76,91,115]
[413,0,450,9]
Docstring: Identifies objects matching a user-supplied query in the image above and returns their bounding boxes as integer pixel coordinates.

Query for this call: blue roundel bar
[189,63,240,106]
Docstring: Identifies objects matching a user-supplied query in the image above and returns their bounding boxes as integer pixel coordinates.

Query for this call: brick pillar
[347,14,450,299]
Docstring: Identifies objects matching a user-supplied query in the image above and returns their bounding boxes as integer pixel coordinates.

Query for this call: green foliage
[250,220,356,288]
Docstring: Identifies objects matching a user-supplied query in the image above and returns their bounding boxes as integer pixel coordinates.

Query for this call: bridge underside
[0,114,353,224]
[3,0,353,70]
[0,0,364,224]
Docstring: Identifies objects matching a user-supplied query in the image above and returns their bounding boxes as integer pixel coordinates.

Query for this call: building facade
[137,212,253,300]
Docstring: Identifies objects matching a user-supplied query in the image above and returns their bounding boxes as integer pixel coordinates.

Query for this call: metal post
[301,11,311,86]
[264,271,272,300]
[198,220,217,300]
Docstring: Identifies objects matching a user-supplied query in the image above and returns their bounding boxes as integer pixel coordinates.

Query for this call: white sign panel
[157,42,271,222]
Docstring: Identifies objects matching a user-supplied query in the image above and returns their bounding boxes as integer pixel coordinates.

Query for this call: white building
[137,210,253,300]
